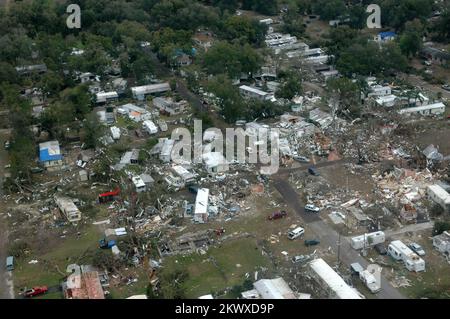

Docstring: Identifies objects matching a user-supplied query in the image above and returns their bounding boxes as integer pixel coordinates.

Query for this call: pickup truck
[304,239,320,247]
[24,286,48,297]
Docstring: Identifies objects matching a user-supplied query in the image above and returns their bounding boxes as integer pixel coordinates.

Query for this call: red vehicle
[268,210,287,220]
[24,286,48,298]
[98,188,120,204]
[215,227,225,236]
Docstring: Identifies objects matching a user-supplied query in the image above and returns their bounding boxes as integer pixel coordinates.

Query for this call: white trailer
[351,231,385,250]
[110,126,121,140]
[388,240,425,272]
[143,120,158,135]
[359,269,381,293]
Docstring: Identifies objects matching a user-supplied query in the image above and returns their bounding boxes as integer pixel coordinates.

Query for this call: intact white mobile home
[143,120,158,135]
[427,185,450,213]
[194,188,209,223]
[351,231,385,250]
[309,258,362,299]
[239,85,274,101]
[131,83,171,101]
[398,102,446,116]
[388,240,425,272]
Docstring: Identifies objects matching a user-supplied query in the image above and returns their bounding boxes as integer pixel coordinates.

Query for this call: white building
[143,119,158,135]
[95,91,118,104]
[143,120,158,135]
[427,184,450,213]
[265,33,297,49]
[79,72,98,84]
[387,240,425,272]
[55,196,82,223]
[309,258,362,299]
[368,85,392,97]
[241,278,298,299]
[153,97,185,116]
[194,188,209,223]
[160,139,175,163]
[202,152,229,174]
[132,175,147,193]
[432,231,450,259]
[110,126,121,140]
[117,103,151,122]
[259,18,273,25]
[376,94,398,107]
[350,231,386,250]
[131,83,171,101]
[39,140,63,171]
[171,165,196,184]
[398,102,446,116]
[239,85,274,101]
[304,55,330,64]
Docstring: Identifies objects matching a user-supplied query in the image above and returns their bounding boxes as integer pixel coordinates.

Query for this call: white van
[288,227,305,240]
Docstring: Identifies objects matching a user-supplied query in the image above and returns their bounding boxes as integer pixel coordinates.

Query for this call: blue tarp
[39,148,62,162]
[379,31,396,39]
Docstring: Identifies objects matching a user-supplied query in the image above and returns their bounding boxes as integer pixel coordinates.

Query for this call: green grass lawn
[13,224,102,298]
[107,268,150,299]
[400,239,450,299]
[160,237,274,298]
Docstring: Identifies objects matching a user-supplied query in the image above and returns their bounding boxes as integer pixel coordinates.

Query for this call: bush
[8,240,30,258]
[430,204,444,217]
[93,249,118,272]
[433,220,450,236]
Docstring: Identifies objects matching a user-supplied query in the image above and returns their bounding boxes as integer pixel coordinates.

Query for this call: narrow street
[399,73,450,100]
[272,165,406,299]
[0,131,14,299]
[384,221,434,237]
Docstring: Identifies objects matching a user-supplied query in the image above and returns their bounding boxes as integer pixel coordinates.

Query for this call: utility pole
[337,232,341,267]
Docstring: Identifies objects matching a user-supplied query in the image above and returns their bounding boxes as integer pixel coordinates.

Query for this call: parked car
[99,239,116,249]
[287,227,305,240]
[409,243,425,256]
[268,210,287,220]
[4,140,10,150]
[374,243,387,255]
[30,167,44,174]
[6,256,14,271]
[308,166,320,176]
[423,60,432,66]
[293,155,309,163]
[292,255,310,264]
[305,204,320,213]
[442,84,450,91]
[305,239,320,247]
[24,286,48,298]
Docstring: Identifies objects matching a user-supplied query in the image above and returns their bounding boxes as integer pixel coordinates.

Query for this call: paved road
[277,158,351,176]
[273,179,321,223]
[384,221,434,237]
[272,163,406,299]
[146,50,207,114]
[400,73,450,100]
[0,131,14,299]
[308,220,406,299]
